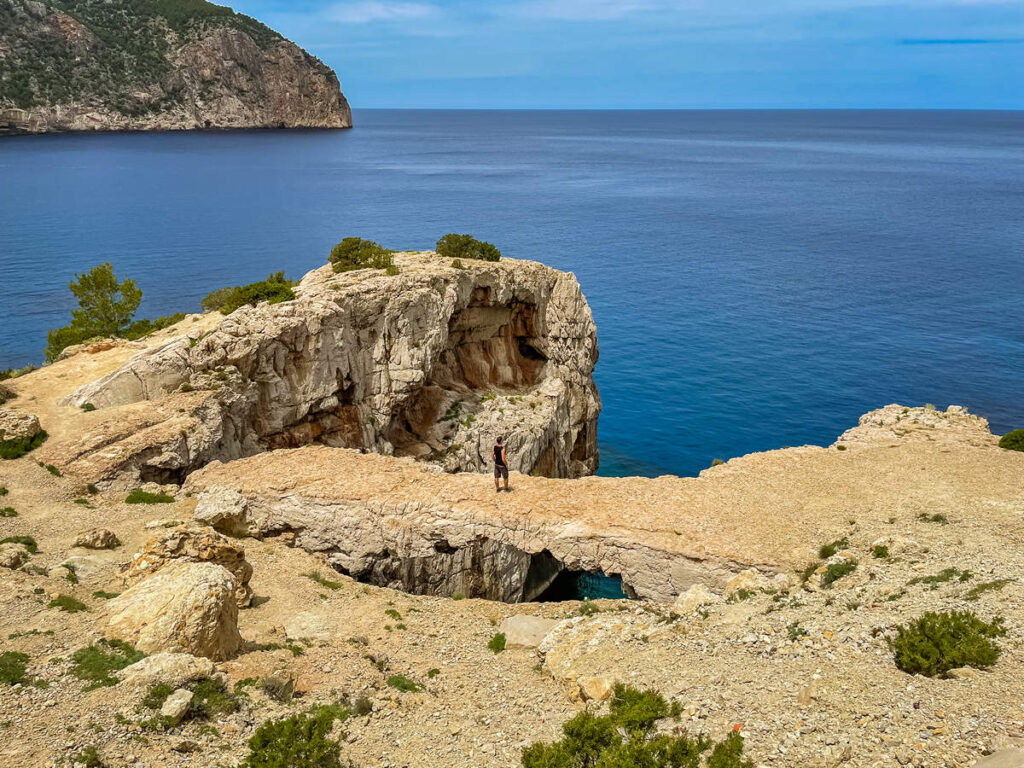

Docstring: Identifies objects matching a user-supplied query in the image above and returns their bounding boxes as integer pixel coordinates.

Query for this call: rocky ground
[1,299,1023,768]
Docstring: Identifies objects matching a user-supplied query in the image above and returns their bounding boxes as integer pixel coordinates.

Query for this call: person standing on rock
[493,436,510,492]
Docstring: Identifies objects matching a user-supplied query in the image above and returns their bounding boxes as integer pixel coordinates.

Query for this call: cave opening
[329,538,631,604]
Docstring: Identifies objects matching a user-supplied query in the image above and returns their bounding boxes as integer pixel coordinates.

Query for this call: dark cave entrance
[535,569,632,602]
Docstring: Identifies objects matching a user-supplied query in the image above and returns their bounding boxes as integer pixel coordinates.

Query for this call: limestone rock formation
[498,615,560,648]
[74,528,120,550]
[126,523,253,607]
[116,652,216,690]
[834,404,993,447]
[0,407,40,442]
[61,253,600,485]
[0,0,351,134]
[0,542,30,569]
[672,583,721,614]
[106,561,241,660]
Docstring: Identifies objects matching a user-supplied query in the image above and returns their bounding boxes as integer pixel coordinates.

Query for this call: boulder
[498,615,560,648]
[117,652,216,689]
[0,542,30,569]
[579,676,614,703]
[193,486,249,536]
[107,561,242,660]
[74,528,121,550]
[0,408,41,442]
[672,584,722,615]
[127,523,252,607]
[725,569,771,597]
[53,555,111,583]
[160,689,194,723]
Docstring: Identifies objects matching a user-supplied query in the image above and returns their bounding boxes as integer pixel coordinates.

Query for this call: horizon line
[350,106,1024,113]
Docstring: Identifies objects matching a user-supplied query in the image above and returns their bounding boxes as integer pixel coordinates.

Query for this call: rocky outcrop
[0,408,41,442]
[106,561,241,660]
[116,652,216,690]
[126,523,253,607]
[61,253,600,486]
[0,0,350,135]
[834,404,994,447]
[74,528,120,550]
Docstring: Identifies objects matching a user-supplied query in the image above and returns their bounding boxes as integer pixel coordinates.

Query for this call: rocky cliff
[0,0,351,134]
[49,252,600,485]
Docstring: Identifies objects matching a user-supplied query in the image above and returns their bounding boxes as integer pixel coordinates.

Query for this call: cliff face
[55,252,601,485]
[0,0,351,134]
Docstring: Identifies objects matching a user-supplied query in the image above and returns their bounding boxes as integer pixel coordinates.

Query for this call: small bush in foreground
[75,746,103,767]
[386,674,422,692]
[0,430,48,460]
[49,595,88,612]
[488,632,506,654]
[70,639,145,690]
[125,489,174,505]
[0,651,30,685]
[890,610,1005,677]
[0,507,16,517]
[329,237,394,273]
[818,537,848,559]
[243,703,351,768]
[1,535,37,554]
[871,545,889,559]
[190,677,240,719]
[522,685,751,768]
[998,429,1024,452]
[918,513,948,524]
[436,233,501,262]
[966,579,1013,601]
[0,384,14,406]
[303,571,342,590]
[821,560,857,587]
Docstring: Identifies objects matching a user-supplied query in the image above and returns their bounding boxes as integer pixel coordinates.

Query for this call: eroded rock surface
[60,253,600,486]
[0,408,41,442]
[107,561,241,660]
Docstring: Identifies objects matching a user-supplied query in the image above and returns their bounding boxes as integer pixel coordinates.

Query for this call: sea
[1,109,1022,479]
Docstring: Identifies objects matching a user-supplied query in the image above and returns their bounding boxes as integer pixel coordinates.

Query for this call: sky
[227,0,1024,109]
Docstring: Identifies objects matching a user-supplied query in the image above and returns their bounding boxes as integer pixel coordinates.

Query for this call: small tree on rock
[45,263,142,361]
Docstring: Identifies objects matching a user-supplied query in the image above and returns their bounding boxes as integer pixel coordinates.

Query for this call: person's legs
[494,465,501,491]
[502,466,510,491]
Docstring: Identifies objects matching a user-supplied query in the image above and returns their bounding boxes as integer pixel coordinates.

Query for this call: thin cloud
[325,1,438,24]
[900,37,1024,44]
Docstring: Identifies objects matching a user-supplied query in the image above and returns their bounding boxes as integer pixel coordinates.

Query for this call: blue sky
[228,0,1024,109]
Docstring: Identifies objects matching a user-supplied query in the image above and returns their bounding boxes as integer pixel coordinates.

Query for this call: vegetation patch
[0,486,7,496]
[74,746,103,768]
[386,674,423,692]
[0,651,30,685]
[821,560,857,587]
[125,489,175,505]
[203,272,297,315]
[0,507,16,517]
[329,237,395,273]
[997,429,1024,452]
[871,545,889,559]
[818,537,849,559]
[966,579,1013,601]
[488,632,507,654]
[49,594,88,612]
[890,610,1006,677]
[436,233,501,262]
[303,571,342,590]
[917,513,949,524]
[522,684,750,768]
[243,701,353,768]
[1,535,37,554]
[70,639,145,690]
[0,430,48,460]
[908,568,972,589]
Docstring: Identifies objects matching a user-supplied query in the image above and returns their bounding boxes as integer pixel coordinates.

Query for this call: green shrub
[918,513,948,524]
[48,595,88,612]
[329,238,394,273]
[123,313,187,341]
[521,688,749,768]
[0,651,30,685]
[450,258,464,269]
[216,272,297,315]
[190,677,240,719]
[436,233,501,262]
[384,264,400,276]
[44,263,143,361]
[488,632,506,654]
[125,489,174,504]
[74,746,103,767]
[201,285,236,313]
[821,560,857,587]
[0,430,48,460]
[142,682,175,710]
[80,402,97,412]
[243,703,349,768]
[0,486,7,495]
[0,384,14,406]
[997,430,1024,452]
[871,545,889,559]
[908,567,971,588]
[818,537,849,559]
[70,639,145,690]
[890,610,1006,677]
[386,674,422,692]
[0,507,16,517]
[1,535,37,554]
[41,463,61,477]
[710,458,725,467]
[966,579,1013,601]
[0,366,36,381]
[303,571,342,590]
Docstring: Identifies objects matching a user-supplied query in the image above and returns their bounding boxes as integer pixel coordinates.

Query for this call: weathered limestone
[126,523,253,607]
[0,543,30,569]
[106,562,241,660]
[0,408,41,442]
[74,528,121,550]
[834,404,993,447]
[60,254,600,486]
[672,584,722,615]
[498,615,560,648]
[117,653,216,689]
[160,689,194,724]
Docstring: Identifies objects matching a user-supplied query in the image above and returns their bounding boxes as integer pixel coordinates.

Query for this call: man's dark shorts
[494,464,509,480]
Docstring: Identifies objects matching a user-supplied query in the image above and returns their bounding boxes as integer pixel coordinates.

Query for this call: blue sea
[1,110,1022,478]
